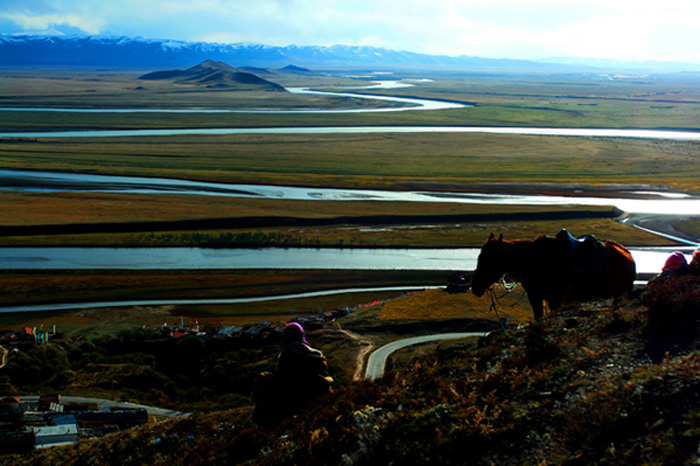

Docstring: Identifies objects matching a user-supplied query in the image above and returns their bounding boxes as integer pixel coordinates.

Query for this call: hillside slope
[6,268,700,465]
[139,60,285,90]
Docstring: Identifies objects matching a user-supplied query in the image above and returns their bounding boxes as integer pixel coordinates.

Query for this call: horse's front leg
[527,293,546,320]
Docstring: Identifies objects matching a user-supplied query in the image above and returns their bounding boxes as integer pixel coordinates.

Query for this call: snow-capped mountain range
[1,34,698,72]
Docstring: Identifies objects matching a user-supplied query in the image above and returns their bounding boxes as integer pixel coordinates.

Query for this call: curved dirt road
[364,332,488,380]
[335,323,376,381]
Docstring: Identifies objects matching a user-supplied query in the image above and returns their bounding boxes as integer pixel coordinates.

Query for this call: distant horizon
[2,1,700,65]
[3,31,700,70]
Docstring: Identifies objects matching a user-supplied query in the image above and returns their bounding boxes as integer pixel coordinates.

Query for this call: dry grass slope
[7,270,700,465]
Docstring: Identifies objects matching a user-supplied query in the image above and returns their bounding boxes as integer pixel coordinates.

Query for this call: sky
[2,0,700,63]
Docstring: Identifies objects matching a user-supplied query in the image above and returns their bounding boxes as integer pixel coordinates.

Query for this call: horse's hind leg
[528,295,546,320]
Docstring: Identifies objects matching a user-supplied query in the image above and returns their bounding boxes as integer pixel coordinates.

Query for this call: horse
[470,231,636,320]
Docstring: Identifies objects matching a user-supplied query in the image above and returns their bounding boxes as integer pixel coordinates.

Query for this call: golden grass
[0,191,615,226]
[2,134,700,193]
[279,217,672,248]
[0,290,430,338]
[379,288,534,323]
[0,269,445,305]
[0,286,534,339]
[0,191,674,247]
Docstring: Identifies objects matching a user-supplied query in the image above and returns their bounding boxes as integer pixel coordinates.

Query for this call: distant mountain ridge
[0,34,553,70]
[1,34,699,72]
[139,60,285,90]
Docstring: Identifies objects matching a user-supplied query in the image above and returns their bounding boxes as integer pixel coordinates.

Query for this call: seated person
[253,322,333,424]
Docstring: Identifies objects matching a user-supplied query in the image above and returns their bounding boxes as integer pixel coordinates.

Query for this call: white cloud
[409,0,700,60]
[2,12,103,34]
[1,0,700,62]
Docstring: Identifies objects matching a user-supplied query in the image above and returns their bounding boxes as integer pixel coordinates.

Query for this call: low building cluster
[0,327,57,346]
[0,395,148,454]
[215,307,352,339]
[290,307,352,328]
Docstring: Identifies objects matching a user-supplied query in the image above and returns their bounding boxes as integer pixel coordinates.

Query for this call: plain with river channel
[2,80,699,311]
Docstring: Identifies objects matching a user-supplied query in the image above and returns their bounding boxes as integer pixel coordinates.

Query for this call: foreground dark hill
[139,60,285,90]
[6,269,700,465]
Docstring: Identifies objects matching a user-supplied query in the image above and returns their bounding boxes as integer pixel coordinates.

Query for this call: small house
[38,394,61,412]
[33,423,78,448]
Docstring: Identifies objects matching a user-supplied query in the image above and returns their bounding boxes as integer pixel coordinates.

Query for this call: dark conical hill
[139,60,285,91]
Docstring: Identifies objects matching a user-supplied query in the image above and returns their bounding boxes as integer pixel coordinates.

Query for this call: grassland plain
[2,70,700,129]
[0,269,447,307]
[0,132,697,245]
[1,133,699,193]
[0,68,697,331]
[0,288,423,338]
[0,190,670,247]
[0,70,365,110]
[2,69,700,198]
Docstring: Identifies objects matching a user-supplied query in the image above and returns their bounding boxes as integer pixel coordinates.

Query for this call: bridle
[486,275,526,330]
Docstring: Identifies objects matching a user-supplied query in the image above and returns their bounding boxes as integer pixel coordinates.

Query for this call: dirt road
[335,323,376,381]
[364,332,488,380]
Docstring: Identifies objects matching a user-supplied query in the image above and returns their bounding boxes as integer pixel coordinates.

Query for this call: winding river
[3,126,700,140]
[1,79,700,140]
[3,169,700,216]
[2,167,694,275]
[0,88,463,116]
[0,81,465,115]
[1,79,699,311]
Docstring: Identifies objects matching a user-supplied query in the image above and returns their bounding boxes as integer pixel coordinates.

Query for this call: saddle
[556,229,610,279]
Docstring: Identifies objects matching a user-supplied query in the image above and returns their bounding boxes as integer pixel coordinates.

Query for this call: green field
[2,132,700,191]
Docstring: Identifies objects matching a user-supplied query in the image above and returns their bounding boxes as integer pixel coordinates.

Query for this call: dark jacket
[276,341,334,402]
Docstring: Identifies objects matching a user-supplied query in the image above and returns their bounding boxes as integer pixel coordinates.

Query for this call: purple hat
[663,251,687,271]
[283,322,307,344]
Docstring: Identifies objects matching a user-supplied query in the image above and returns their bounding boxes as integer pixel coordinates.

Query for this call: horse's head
[471,233,508,297]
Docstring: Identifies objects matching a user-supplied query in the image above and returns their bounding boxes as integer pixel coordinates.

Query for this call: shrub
[642,273,700,357]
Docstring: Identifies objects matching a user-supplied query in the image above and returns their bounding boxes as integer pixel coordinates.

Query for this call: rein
[487,275,526,330]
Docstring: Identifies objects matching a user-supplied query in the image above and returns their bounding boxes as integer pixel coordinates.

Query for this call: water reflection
[0,80,465,115]
[285,87,465,112]
[0,246,690,275]
[2,169,699,216]
[3,125,700,140]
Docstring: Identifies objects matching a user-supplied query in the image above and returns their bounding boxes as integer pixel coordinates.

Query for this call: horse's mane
[503,235,557,246]
[484,233,572,254]
[483,235,540,245]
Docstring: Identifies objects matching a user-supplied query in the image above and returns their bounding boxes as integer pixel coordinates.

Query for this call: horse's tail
[604,240,636,295]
